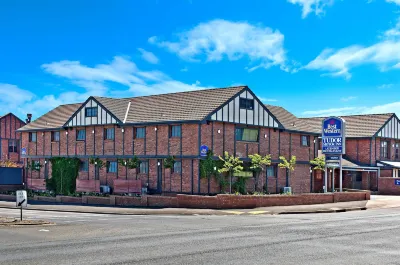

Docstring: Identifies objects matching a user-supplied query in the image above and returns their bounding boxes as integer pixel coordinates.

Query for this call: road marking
[248,211,269,215]
[221,211,244,215]
[39,229,49,232]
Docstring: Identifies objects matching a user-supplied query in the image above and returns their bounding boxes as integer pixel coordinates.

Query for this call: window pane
[267,166,275,177]
[235,128,243,140]
[105,128,114,140]
[139,161,148,174]
[171,125,181,137]
[77,130,85,140]
[136,128,145,138]
[80,160,88,172]
[242,129,258,141]
[173,161,182,174]
[239,98,254,110]
[107,161,117,173]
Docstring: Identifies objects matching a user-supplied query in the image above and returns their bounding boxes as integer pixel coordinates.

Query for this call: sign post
[16,190,27,221]
[322,117,346,193]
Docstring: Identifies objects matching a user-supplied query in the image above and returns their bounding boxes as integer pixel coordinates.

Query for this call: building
[303,113,400,191]
[0,113,26,163]
[18,86,320,194]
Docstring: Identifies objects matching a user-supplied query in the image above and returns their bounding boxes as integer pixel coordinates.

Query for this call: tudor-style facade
[0,113,26,163]
[304,113,400,192]
[18,86,319,194]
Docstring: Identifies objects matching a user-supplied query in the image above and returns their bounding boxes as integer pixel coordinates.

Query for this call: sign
[322,117,346,155]
[326,162,340,168]
[395,179,400,186]
[326,155,340,161]
[21,147,27,158]
[200,145,209,157]
[16,190,27,208]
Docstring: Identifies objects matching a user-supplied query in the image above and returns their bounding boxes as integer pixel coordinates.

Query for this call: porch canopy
[378,161,400,169]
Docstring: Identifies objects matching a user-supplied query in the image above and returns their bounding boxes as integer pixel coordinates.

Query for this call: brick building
[304,113,400,191]
[18,86,320,194]
[0,113,26,163]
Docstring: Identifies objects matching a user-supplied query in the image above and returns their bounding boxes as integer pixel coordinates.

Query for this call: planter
[33,195,57,203]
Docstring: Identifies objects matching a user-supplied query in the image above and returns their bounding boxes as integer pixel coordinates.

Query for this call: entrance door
[157,159,163,194]
[352,172,362,189]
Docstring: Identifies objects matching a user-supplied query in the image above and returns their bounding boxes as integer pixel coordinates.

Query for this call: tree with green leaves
[310,156,325,171]
[249,154,272,192]
[218,151,243,194]
[278,155,296,188]
[118,156,140,179]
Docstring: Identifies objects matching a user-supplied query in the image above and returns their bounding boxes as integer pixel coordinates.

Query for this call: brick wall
[378,177,400,195]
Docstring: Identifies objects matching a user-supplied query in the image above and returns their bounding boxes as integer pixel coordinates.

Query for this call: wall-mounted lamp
[92,130,95,134]
[44,160,47,164]
[313,139,316,143]
[264,134,267,138]
[42,132,44,136]
[65,131,68,135]
[157,162,161,166]
[218,129,221,134]
[155,127,158,131]
[214,166,217,171]
[122,128,125,133]
[309,168,312,173]
[124,161,127,165]
[94,161,97,165]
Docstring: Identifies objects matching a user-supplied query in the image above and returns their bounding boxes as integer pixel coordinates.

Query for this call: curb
[0,205,368,216]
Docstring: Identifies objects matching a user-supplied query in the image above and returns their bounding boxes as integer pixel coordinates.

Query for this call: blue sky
[1,0,400,120]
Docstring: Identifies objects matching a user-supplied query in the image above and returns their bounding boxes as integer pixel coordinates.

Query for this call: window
[76,130,85,141]
[8,140,17,153]
[235,128,259,142]
[104,128,115,140]
[170,125,181,138]
[396,143,399,160]
[301,135,310,147]
[51,131,60,142]
[80,160,88,172]
[85,107,98,117]
[381,141,389,159]
[266,166,276,177]
[138,161,149,174]
[172,161,182,174]
[239,98,254,110]
[32,160,40,171]
[29,132,37,142]
[135,127,145,139]
[106,161,117,173]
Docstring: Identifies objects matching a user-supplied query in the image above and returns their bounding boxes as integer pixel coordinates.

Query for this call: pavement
[0,195,398,216]
[2,206,400,264]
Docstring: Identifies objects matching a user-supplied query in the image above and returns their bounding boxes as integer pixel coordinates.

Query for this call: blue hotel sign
[395,179,400,186]
[200,145,209,157]
[322,117,346,155]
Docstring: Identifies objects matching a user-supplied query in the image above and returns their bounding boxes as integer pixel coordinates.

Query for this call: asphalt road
[1,208,400,265]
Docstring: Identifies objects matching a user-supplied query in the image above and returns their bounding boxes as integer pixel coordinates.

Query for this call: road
[1,207,400,264]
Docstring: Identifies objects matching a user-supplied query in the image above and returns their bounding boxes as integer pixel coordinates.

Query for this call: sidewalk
[0,199,372,216]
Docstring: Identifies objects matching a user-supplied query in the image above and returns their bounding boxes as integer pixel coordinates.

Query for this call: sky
[1,0,400,121]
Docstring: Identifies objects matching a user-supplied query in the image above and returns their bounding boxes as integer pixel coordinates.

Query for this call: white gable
[67,99,117,127]
[210,90,280,128]
[377,116,400,139]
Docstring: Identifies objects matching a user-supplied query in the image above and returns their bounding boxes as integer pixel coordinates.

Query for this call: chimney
[26,114,32,124]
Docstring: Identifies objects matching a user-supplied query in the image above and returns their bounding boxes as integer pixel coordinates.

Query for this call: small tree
[164,155,175,169]
[118,156,140,179]
[278,156,296,188]
[310,156,325,171]
[89,157,104,180]
[218,151,243,194]
[249,154,271,192]
[0,160,19,168]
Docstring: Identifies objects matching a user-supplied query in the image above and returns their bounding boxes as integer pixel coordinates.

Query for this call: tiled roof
[265,105,317,134]
[17,103,82,131]
[97,86,246,124]
[300,113,394,137]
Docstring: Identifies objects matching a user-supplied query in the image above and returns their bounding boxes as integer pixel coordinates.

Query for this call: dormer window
[85,107,98,117]
[239,98,254,110]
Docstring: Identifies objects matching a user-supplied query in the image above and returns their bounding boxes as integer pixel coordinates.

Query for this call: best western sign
[322,117,346,155]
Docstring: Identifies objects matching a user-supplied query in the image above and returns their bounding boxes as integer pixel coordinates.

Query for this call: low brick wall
[378,178,400,195]
[0,194,15,201]
[33,195,57,203]
[2,191,369,209]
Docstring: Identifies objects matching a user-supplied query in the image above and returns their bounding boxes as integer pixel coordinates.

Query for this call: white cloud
[387,0,400,5]
[12,56,211,118]
[259,97,278,102]
[304,19,400,78]
[137,48,159,64]
[378,83,394,89]
[302,101,400,117]
[180,67,189,72]
[150,19,289,72]
[287,0,335,18]
[340,96,357,102]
